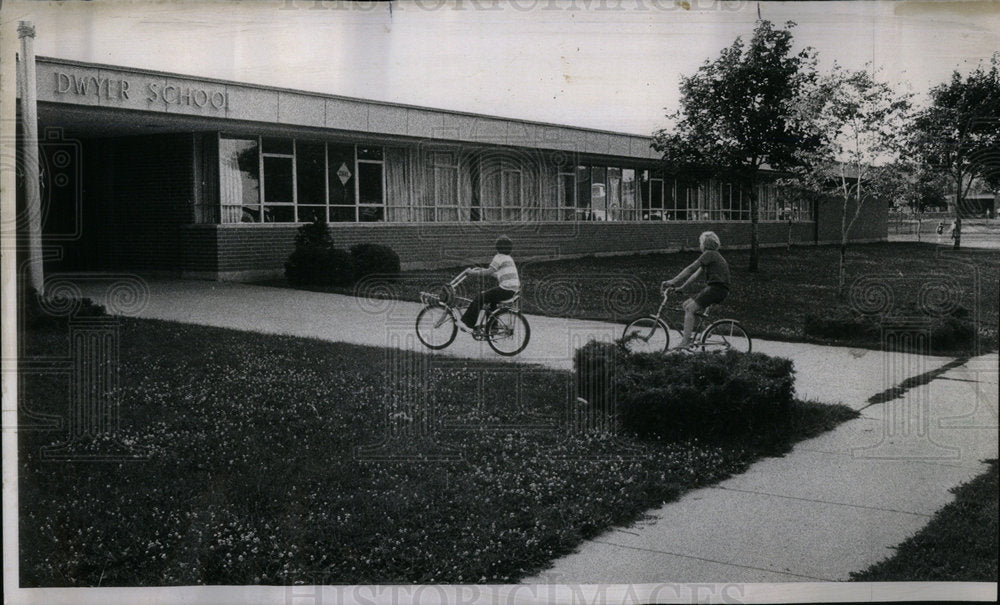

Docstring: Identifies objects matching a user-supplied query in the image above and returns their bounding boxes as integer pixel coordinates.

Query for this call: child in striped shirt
[461,235,521,334]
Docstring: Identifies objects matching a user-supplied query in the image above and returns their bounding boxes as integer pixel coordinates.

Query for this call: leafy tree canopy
[907,54,1000,211]
[653,19,820,182]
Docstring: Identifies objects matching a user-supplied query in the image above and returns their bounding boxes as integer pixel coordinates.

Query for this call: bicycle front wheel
[700,319,751,354]
[622,317,670,353]
[486,309,530,356]
[415,306,458,350]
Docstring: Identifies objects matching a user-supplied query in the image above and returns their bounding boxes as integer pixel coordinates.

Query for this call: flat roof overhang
[25,56,659,164]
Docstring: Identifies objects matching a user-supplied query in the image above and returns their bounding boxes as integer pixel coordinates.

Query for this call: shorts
[693,284,729,308]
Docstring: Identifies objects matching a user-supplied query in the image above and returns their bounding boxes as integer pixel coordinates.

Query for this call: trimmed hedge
[803,304,975,351]
[575,341,795,441]
[350,243,401,281]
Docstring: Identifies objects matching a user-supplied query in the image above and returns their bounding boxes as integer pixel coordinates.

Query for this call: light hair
[699,231,721,250]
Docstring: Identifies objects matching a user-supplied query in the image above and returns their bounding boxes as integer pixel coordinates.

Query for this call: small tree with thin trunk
[653,19,820,272]
[908,54,1000,249]
[782,66,911,299]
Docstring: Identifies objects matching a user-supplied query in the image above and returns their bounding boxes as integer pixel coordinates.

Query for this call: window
[219,136,260,223]
[327,143,356,222]
[296,141,327,223]
[591,167,607,221]
[433,152,459,222]
[621,169,636,221]
[650,178,664,220]
[502,164,523,221]
[557,170,575,220]
[663,178,677,221]
[639,170,650,219]
[262,160,293,222]
[575,166,590,221]
[357,161,384,222]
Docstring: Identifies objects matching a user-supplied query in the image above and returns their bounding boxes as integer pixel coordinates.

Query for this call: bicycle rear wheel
[415,305,458,349]
[700,319,751,353]
[622,317,670,353]
[486,309,530,356]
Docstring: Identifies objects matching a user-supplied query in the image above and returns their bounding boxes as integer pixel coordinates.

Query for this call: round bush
[574,340,795,441]
[285,248,354,287]
[350,243,400,281]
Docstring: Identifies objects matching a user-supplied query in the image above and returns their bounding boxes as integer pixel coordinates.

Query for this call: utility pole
[18,20,44,296]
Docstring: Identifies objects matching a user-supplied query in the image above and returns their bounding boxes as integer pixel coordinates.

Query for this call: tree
[908,54,1000,248]
[781,66,911,299]
[653,19,820,271]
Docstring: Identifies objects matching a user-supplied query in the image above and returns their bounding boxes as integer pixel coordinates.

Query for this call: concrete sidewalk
[526,353,997,582]
[70,276,998,582]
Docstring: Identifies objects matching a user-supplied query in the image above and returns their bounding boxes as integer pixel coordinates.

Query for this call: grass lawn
[19,317,856,586]
[267,242,998,356]
[851,459,999,582]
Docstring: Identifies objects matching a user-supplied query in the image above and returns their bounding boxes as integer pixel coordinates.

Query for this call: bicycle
[621,287,751,354]
[415,269,531,356]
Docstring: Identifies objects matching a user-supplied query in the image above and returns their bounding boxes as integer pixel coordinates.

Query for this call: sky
[3,0,999,135]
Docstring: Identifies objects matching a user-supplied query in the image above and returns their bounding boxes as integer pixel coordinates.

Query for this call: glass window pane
[591,167,606,220]
[607,168,621,221]
[219,136,260,223]
[558,173,575,208]
[357,146,383,161]
[264,205,294,223]
[262,137,293,155]
[330,206,356,222]
[575,166,590,220]
[328,144,355,207]
[675,182,689,220]
[358,162,383,206]
[298,206,326,223]
[359,205,384,222]
[622,169,636,219]
[297,142,326,207]
[502,170,521,209]
[263,156,293,204]
[650,179,664,220]
[639,170,650,219]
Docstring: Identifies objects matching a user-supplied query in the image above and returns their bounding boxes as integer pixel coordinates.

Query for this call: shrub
[575,340,795,442]
[350,243,401,281]
[23,287,106,329]
[803,304,976,351]
[285,218,354,286]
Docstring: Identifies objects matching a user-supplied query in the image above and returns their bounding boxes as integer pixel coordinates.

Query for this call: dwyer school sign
[54,70,230,110]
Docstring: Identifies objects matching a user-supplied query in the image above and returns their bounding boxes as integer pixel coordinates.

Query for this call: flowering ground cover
[20,318,855,586]
[270,242,998,356]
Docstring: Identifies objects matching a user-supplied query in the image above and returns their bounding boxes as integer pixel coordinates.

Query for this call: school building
[19,57,887,280]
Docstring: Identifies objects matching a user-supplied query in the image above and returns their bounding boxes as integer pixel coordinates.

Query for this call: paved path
[888,232,1000,249]
[68,276,998,583]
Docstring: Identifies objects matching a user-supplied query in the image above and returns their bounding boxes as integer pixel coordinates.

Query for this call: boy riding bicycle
[661,231,730,349]
[460,235,520,335]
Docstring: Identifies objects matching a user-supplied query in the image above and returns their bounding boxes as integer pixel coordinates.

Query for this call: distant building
[945,192,998,218]
[17,57,888,280]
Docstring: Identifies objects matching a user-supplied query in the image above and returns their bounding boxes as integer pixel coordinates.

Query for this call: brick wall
[181,220,822,279]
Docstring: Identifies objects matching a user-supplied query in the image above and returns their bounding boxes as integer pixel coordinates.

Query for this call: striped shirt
[489,254,520,290]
